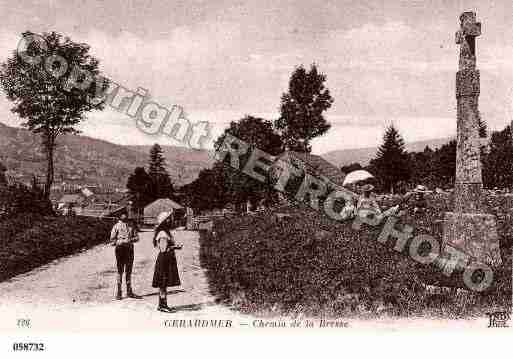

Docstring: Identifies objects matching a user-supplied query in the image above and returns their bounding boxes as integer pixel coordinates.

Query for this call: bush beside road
[0,215,114,282]
[199,194,511,318]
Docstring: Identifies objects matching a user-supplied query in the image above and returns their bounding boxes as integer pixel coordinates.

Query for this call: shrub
[0,183,53,218]
[0,215,113,282]
[200,194,511,318]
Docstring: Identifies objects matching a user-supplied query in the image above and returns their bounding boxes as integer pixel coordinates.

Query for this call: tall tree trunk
[44,135,55,199]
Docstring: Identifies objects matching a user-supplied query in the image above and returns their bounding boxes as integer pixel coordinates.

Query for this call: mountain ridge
[0,122,214,187]
[1,121,455,187]
[321,137,454,167]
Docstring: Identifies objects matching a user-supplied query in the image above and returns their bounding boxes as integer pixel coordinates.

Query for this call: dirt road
[0,229,247,331]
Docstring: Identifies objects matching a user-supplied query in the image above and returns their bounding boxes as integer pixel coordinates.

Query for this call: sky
[1,0,513,154]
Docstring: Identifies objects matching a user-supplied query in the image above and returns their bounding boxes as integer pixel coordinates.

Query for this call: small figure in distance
[356,184,400,222]
[403,185,429,215]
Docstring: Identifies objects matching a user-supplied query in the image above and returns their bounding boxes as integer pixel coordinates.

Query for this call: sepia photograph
[0,0,512,356]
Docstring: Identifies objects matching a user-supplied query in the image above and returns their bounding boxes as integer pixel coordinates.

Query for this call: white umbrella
[343,170,374,186]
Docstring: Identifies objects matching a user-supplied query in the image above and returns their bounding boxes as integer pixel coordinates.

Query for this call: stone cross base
[442,212,502,267]
[454,183,483,213]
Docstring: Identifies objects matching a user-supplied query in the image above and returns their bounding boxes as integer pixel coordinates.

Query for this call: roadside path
[0,230,246,331]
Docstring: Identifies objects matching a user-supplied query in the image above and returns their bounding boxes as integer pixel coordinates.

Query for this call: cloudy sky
[1,0,513,154]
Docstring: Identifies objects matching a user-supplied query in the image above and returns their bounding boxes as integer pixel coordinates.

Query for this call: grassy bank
[0,215,114,282]
[199,195,511,319]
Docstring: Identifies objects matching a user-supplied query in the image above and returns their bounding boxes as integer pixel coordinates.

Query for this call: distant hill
[321,137,453,168]
[127,145,215,184]
[0,122,213,188]
[0,120,453,188]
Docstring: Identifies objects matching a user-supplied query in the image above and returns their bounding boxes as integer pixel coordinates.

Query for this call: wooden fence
[79,211,233,233]
[186,214,218,231]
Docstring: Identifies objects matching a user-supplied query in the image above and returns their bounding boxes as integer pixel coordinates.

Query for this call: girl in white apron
[152,211,182,312]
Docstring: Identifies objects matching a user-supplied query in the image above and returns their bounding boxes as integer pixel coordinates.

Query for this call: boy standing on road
[110,211,141,300]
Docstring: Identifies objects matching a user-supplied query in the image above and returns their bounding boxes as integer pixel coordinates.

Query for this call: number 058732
[12,343,45,351]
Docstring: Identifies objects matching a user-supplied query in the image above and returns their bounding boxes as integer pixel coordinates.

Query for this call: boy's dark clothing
[115,243,134,275]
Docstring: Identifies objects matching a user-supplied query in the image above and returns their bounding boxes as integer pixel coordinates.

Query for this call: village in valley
[0,1,513,333]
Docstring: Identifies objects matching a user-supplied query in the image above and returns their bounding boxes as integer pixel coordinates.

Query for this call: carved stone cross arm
[456,12,481,71]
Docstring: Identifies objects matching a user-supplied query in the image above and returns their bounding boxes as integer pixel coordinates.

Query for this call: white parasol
[343,169,374,186]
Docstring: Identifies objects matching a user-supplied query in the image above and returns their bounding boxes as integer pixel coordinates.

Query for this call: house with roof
[272,151,346,186]
[58,193,86,208]
[270,151,357,205]
[56,193,87,215]
[81,192,132,218]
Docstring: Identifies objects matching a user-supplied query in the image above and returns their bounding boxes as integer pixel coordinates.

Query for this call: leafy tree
[216,115,283,156]
[0,162,6,186]
[483,126,513,189]
[369,125,411,193]
[340,162,363,175]
[215,115,283,210]
[148,143,173,198]
[431,140,456,189]
[409,146,435,188]
[0,182,52,217]
[275,64,333,153]
[182,163,227,211]
[407,141,457,190]
[0,31,107,198]
[126,167,154,209]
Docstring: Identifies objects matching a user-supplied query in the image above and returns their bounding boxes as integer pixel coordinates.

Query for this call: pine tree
[126,166,154,207]
[148,143,173,198]
[149,143,166,176]
[340,162,363,175]
[369,125,411,193]
[0,162,6,186]
[409,146,435,188]
[432,140,456,189]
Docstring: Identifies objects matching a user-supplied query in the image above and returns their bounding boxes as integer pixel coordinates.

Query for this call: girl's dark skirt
[152,250,181,288]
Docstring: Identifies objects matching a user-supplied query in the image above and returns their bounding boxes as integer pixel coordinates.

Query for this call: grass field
[199,194,512,319]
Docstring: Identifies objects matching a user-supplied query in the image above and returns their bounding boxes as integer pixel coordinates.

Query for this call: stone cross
[442,12,502,268]
[455,12,481,71]
[454,11,482,213]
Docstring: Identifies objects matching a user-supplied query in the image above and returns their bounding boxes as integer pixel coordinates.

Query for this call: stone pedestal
[442,212,502,267]
[454,183,482,213]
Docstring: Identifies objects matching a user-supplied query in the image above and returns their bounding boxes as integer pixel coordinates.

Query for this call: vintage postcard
[0,0,512,355]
